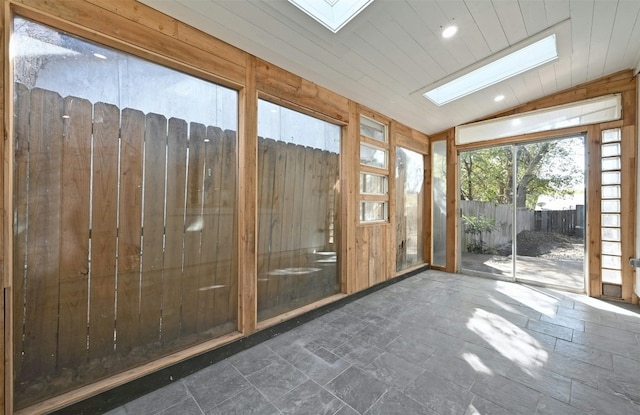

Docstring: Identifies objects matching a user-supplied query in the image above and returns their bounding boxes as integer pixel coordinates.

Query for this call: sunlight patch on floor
[495,283,558,316]
[467,308,547,375]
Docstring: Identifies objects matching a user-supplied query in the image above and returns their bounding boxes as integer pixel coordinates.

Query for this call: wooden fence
[534,208,581,235]
[256,137,340,320]
[13,84,339,407]
[460,200,534,251]
[461,201,581,253]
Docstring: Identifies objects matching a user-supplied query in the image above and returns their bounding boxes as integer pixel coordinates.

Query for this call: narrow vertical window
[396,147,425,271]
[431,141,447,267]
[600,129,623,297]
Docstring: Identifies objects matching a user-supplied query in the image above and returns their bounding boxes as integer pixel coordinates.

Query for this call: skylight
[288,0,374,33]
[423,34,558,106]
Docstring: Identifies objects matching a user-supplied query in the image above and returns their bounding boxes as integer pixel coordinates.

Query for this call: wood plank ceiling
[138,0,640,135]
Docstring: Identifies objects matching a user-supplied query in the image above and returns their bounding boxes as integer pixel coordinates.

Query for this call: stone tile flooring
[105,270,640,414]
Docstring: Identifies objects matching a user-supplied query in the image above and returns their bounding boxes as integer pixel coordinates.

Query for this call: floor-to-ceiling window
[459,136,586,291]
[256,100,341,321]
[13,16,239,408]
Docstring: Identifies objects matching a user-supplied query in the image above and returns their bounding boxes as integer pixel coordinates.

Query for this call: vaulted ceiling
[139,0,640,135]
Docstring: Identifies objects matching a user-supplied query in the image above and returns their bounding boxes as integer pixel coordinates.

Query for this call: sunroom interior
[1,0,640,414]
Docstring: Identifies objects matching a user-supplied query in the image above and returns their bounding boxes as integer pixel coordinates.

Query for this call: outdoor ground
[463,231,585,291]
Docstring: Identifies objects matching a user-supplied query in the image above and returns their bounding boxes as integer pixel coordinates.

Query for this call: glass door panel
[459,146,514,280]
[514,137,586,290]
[460,136,586,290]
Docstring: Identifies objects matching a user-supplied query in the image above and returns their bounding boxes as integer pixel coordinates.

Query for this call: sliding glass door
[459,145,514,280]
[460,136,586,291]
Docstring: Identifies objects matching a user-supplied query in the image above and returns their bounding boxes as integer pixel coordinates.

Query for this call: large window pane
[12,17,238,409]
[257,100,340,321]
[396,147,424,271]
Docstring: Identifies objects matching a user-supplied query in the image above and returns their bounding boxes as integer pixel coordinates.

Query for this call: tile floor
[104,270,640,415]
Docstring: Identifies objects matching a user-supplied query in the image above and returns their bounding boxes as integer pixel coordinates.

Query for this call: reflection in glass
[257,100,340,321]
[360,201,388,222]
[360,143,387,168]
[360,173,387,195]
[396,147,424,271]
[12,17,238,408]
[360,116,386,142]
[432,141,447,267]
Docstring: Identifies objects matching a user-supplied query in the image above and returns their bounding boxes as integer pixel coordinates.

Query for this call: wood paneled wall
[0,0,429,412]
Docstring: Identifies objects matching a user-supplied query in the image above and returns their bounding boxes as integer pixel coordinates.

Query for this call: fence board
[140,113,168,345]
[196,126,223,332]
[214,130,237,326]
[327,153,339,250]
[88,102,120,359]
[182,122,205,336]
[162,118,188,344]
[13,84,342,402]
[21,88,64,379]
[304,149,322,249]
[57,96,92,367]
[264,139,286,310]
[13,83,30,379]
[116,108,145,354]
[257,137,275,308]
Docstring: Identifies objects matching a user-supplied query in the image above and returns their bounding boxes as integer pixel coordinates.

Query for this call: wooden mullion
[360,135,388,149]
[620,125,637,302]
[238,55,257,334]
[388,122,397,279]
[359,165,388,176]
[360,194,388,202]
[341,102,358,295]
[446,131,458,273]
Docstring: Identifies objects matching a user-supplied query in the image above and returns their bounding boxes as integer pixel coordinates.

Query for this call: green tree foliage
[460,139,583,209]
[462,214,497,253]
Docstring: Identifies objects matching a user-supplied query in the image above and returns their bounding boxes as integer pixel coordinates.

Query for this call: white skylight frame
[423,33,559,106]
[288,0,374,33]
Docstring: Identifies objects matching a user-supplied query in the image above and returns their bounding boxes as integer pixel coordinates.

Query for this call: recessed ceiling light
[494,95,505,102]
[93,52,107,59]
[442,25,458,39]
[423,33,558,106]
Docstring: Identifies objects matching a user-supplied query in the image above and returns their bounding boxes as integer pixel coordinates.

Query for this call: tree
[460,138,583,209]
